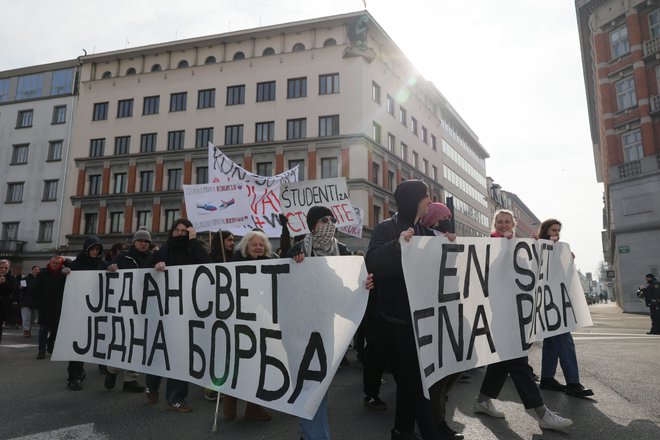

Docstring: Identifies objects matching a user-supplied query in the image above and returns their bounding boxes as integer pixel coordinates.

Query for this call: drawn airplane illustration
[218,198,235,209]
[196,203,217,211]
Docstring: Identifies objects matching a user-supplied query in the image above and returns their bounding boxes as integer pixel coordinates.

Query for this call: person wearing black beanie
[366,180,459,439]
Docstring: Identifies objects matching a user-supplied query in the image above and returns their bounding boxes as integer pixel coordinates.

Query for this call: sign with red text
[400,237,592,398]
[279,177,359,235]
[338,207,363,239]
[208,143,299,237]
[182,183,252,232]
[52,257,369,420]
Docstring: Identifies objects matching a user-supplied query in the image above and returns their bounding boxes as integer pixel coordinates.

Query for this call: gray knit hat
[133,226,152,243]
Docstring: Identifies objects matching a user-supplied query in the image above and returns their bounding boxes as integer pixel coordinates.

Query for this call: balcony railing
[0,240,26,258]
[643,36,660,58]
[618,160,642,178]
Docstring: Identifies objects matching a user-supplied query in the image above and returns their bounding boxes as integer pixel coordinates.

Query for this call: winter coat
[112,245,153,269]
[0,272,17,322]
[34,264,68,327]
[18,273,39,308]
[69,236,109,271]
[150,237,211,267]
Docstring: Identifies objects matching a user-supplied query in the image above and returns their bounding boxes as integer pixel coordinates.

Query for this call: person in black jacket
[104,226,153,393]
[34,256,69,359]
[67,236,108,390]
[365,180,454,440]
[145,218,210,414]
[0,259,17,345]
[18,265,41,337]
[637,273,660,334]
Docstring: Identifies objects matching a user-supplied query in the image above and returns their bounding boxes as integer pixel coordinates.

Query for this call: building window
[401,142,408,162]
[114,136,131,155]
[287,77,307,99]
[287,118,307,139]
[610,25,630,59]
[372,162,380,185]
[411,117,418,135]
[432,165,438,181]
[321,157,338,179]
[84,213,98,234]
[51,68,74,95]
[373,205,382,226]
[615,76,637,111]
[196,127,214,148]
[387,170,395,190]
[224,125,244,145]
[52,105,66,124]
[11,144,29,165]
[423,159,429,175]
[42,180,58,201]
[16,110,33,128]
[650,9,660,39]
[126,68,136,75]
[205,56,216,64]
[140,133,157,153]
[101,72,112,79]
[233,52,245,60]
[2,222,19,240]
[16,73,43,100]
[170,92,187,112]
[151,64,161,72]
[89,139,105,157]
[372,122,382,144]
[117,99,134,118]
[422,126,428,144]
[255,121,275,143]
[622,129,643,162]
[109,212,125,233]
[412,151,419,168]
[386,95,394,116]
[292,43,305,52]
[323,38,337,47]
[167,130,185,150]
[177,60,189,68]
[387,133,395,152]
[372,81,381,104]
[137,211,152,228]
[88,174,102,195]
[226,85,245,105]
[48,141,63,161]
[113,173,127,194]
[288,159,305,181]
[6,182,24,203]
[198,89,215,109]
[143,95,160,115]
[256,162,273,176]
[319,115,339,137]
[262,47,275,56]
[164,209,180,228]
[93,102,108,121]
[140,170,154,192]
[0,79,8,103]
[257,81,276,102]
[399,107,407,126]
[38,220,54,242]
[319,73,340,95]
[196,166,208,184]
[167,169,182,190]
[431,135,437,151]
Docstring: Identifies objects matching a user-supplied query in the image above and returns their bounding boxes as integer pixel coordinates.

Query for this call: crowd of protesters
[0,179,616,439]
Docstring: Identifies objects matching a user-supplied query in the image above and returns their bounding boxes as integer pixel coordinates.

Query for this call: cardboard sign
[400,237,592,397]
[182,183,252,232]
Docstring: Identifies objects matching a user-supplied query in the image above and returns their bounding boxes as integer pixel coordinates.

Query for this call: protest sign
[401,237,592,397]
[208,143,298,237]
[338,207,363,239]
[182,183,252,232]
[279,177,359,235]
[52,257,368,419]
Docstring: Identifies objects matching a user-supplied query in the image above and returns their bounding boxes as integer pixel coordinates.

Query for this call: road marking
[8,423,108,440]
[1,344,38,348]
[573,336,654,340]
[572,332,658,336]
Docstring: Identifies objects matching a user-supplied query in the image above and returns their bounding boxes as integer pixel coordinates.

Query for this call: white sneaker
[539,409,573,431]
[473,399,505,418]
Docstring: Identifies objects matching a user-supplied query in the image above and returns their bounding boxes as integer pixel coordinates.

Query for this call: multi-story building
[0,60,78,270]
[576,0,660,312]
[61,11,490,252]
[487,178,540,238]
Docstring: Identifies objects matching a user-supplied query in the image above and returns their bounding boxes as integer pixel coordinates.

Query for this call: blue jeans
[541,332,579,384]
[299,393,330,440]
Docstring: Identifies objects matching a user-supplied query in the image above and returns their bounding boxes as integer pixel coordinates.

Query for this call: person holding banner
[66,237,109,391]
[473,210,573,432]
[0,259,17,346]
[536,219,594,398]
[222,229,273,422]
[366,180,453,440]
[34,256,69,359]
[210,230,236,264]
[287,206,374,440]
[146,218,211,413]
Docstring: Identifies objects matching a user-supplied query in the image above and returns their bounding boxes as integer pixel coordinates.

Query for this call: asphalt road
[1,302,658,440]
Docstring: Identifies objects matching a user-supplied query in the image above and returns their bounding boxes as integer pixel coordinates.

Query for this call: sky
[0,0,605,276]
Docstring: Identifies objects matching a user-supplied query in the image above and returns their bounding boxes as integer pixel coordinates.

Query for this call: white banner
[52,257,369,419]
[279,177,359,235]
[208,143,298,237]
[338,207,363,239]
[401,237,592,397]
[182,183,252,232]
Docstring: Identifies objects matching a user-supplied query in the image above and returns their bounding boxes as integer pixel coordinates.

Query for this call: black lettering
[438,243,464,303]
[107,316,127,362]
[128,318,149,364]
[192,266,213,318]
[141,273,164,315]
[118,272,138,314]
[261,264,290,325]
[413,307,435,377]
[544,285,561,331]
[165,269,183,315]
[231,324,257,388]
[464,244,490,298]
[73,316,92,355]
[215,265,234,319]
[467,305,495,357]
[189,320,206,379]
[86,274,104,313]
[210,321,231,387]
[257,328,290,401]
[288,332,327,404]
[438,304,464,368]
[104,272,119,313]
[514,242,535,291]
[516,293,533,350]
[533,285,546,333]
[147,320,169,369]
[561,282,577,326]
[93,316,108,359]
[236,265,257,321]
